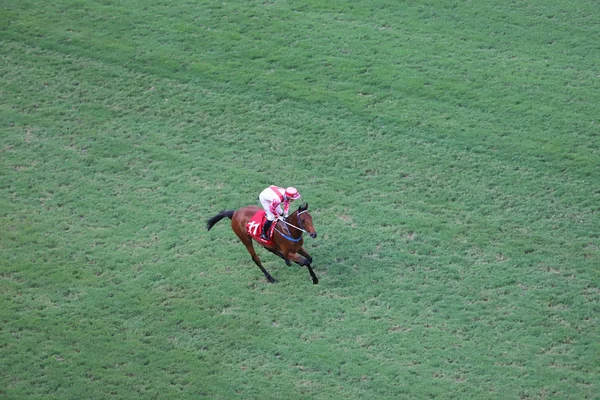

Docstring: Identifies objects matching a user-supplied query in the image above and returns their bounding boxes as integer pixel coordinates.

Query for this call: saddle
[246,210,276,244]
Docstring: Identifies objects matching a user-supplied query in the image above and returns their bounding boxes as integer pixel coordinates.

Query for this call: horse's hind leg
[230,211,276,283]
[239,237,276,283]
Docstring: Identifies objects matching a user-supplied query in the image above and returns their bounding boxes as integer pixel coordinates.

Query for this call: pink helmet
[285,187,301,200]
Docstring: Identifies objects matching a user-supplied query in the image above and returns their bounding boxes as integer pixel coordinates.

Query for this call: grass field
[1,0,599,398]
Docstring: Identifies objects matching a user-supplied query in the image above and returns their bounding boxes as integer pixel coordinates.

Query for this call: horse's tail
[206,210,235,231]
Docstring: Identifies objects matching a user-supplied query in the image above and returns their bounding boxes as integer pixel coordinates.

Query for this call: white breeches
[259,195,282,221]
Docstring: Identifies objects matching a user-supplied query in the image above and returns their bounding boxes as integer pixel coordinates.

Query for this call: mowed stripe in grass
[2,0,598,398]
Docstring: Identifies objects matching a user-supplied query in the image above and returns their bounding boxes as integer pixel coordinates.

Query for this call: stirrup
[261,220,272,240]
[260,227,269,240]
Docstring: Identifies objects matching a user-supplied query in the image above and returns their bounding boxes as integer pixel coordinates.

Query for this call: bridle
[282,210,308,232]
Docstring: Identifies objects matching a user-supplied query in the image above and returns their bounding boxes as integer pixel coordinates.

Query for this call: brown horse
[206,203,318,284]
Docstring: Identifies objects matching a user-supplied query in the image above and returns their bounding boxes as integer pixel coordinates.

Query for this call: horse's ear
[299,202,308,211]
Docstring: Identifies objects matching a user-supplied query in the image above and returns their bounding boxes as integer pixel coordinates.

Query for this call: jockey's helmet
[285,187,301,200]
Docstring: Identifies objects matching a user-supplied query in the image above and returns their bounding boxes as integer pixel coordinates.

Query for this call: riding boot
[261,220,273,240]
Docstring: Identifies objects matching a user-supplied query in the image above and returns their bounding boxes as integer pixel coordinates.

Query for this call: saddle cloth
[246,210,276,244]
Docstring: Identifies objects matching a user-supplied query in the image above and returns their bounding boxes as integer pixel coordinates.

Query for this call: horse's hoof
[312,278,319,284]
[285,259,291,266]
[268,277,277,283]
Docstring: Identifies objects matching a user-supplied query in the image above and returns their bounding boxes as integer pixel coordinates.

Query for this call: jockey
[258,186,301,240]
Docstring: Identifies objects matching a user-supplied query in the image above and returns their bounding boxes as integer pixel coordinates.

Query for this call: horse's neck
[284,212,302,236]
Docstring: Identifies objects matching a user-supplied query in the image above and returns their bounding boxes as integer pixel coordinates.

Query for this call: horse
[206,203,319,284]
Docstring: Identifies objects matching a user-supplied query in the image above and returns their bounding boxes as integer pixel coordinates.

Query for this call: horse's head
[296,203,317,239]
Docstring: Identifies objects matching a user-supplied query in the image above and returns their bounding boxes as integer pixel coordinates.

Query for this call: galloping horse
[206,203,319,284]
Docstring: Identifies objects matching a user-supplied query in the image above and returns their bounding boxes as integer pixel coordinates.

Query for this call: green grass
[2,0,599,398]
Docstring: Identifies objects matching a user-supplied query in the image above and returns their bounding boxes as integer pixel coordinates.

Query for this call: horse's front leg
[266,246,292,266]
[297,246,313,265]
[286,252,318,285]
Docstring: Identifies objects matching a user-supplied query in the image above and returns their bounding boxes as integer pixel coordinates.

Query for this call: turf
[1,0,599,398]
